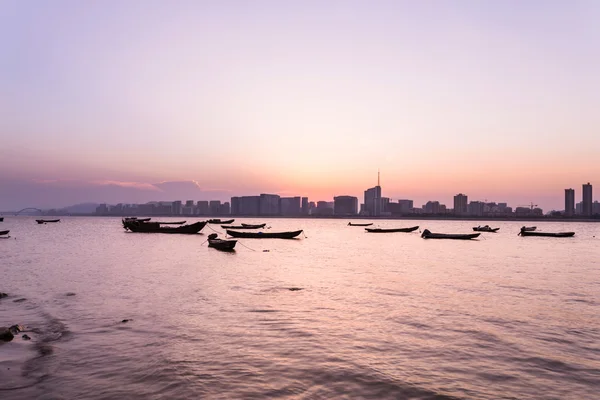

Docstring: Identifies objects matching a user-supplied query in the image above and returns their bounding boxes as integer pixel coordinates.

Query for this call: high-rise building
[197,201,209,215]
[564,188,575,217]
[209,200,221,215]
[583,182,593,216]
[468,201,484,217]
[593,201,600,215]
[230,197,240,215]
[301,197,309,215]
[398,200,413,214]
[363,171,383,216]
[219,202,230,215]
[333,196,358,215]
[454,193,468,215]
[424,201,440,214]
[280,197,301,216]
[172,201,182,215]
[239,196,260,215]
[259,194,280,215]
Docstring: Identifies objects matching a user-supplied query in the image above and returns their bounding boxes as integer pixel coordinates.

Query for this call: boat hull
[519,231,574,237]
[221,224,266,229]
[365,226,419,233]
[208,239,237,251]
[0,230,9,236]
[123,220,206,234]
[226,229,303,239]
[36,219,60,224]
[348,223,373,226]
[422,230,480,240]
[208,219,234,224]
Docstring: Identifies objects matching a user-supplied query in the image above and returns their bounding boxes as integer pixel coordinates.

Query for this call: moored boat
[207,233,237,251]
[0,217,4,222]
[0,230,9,236]
[472,225,499,232]
[348,222,373,227]
[221,223,266,229]
[36,219,60,224]
[226,229,303,239]
[122,219,206,234]
[365,226,419,233]
[518,228,574,237]
[208,219,234,224]
[421,229,480,240]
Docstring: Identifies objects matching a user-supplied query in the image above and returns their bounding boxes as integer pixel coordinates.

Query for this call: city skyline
[0,176,597,213]
[2,1,599,211]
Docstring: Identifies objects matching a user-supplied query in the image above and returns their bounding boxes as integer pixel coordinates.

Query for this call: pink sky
[1,1,599,210]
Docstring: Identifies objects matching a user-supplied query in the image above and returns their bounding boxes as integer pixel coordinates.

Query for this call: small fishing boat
[124,217,151,222]
[0,230,9,236]
[365,226,419,233]
[226,229,303,239]
[122,219,206,234]
[421,229,480,240]
[153,221,187,225]
[207,219,235,224]
[348,222,373,227]
[221,223,266,229]
[518,228,574,237]
[36,219,60,224]
[207,233,237,251]
[472,225,499,232]
[521,226,537,232]
[0,217,4,222]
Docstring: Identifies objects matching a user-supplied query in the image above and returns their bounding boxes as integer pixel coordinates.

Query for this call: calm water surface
[1,217,599,399]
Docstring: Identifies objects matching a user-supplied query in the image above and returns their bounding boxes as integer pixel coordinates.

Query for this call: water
[1,217,599,399]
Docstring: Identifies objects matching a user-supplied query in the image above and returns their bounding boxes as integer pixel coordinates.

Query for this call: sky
[1,0,599,211]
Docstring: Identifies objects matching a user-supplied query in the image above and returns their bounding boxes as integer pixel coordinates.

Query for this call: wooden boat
[226,229,303,239]
[472,225,499,232]
[421,229,480,240]
[221,223,266,229]
[154,221,186,225]
[518,228,574,237]
[348,222,373,227]
[0,230,9,236]
[122,219,206,234]
[208,219,234,224]
[36,219,60,224]
[365,226,419,233]
[521,226,537,232]
[207,233,237,251]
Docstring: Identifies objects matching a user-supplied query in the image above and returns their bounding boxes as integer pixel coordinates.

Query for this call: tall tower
[564,188,575,217]
[583,183,593,216]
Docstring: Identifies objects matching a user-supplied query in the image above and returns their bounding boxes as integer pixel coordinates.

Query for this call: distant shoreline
[3,214,600,223]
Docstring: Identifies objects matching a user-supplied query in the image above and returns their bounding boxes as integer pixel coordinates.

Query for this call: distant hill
[61,203,100,214]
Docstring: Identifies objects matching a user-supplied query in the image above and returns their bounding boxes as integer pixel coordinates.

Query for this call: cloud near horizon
[0,179,235,210]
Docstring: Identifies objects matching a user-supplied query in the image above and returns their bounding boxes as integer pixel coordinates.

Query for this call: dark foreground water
[1,217,599,399]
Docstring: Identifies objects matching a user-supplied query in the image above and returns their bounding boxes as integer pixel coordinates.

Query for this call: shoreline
[3,214,600,223]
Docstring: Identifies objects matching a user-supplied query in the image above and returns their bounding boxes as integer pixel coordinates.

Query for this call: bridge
[14,208,44,215]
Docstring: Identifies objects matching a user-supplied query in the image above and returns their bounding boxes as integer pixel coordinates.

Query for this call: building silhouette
[334,196,358,215]
[301,197,309,215]
[564,188,575,217]
[280,197,301,216]
[259,194,280,215]
[364,172,382,216]
[583,182,593,216]
[453,193,468,216]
